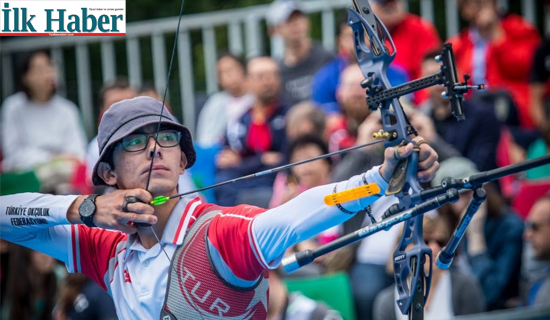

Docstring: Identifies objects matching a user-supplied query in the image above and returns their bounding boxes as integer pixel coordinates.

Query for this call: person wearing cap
[267,0,334,107]
[0,96,439,319]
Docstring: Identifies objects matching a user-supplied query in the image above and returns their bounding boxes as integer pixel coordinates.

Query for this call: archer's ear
[98,162,118,185]
[179,152,187,174]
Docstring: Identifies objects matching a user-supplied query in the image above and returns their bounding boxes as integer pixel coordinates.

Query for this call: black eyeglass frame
[119,130,182,153]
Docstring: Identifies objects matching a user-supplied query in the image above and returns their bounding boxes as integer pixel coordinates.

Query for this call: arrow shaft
[166,139,386,202]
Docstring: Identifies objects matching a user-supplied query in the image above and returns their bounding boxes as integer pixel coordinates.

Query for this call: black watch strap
[80,194,99,228]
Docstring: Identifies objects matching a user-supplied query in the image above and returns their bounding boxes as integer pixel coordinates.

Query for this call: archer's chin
[145,180,179,197]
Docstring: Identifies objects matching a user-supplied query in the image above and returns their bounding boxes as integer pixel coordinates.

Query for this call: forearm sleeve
[252,166,388,267]
[0,193,78,262]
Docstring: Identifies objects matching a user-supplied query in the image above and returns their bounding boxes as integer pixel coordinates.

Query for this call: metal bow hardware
[283,1,485,319]
[348,0,484,318]
[280,2,550,320]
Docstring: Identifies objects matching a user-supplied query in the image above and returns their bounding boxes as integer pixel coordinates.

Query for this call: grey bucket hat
[91,96,196,186]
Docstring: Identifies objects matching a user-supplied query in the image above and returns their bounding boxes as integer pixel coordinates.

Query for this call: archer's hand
[93,189,157,233]
[68,189,156,234]
[379,136,439,183]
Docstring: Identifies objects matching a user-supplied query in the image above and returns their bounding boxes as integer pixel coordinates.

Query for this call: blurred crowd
[1,0,550,319]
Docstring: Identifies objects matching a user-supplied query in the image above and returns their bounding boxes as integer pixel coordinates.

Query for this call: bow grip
[386,145,420,196]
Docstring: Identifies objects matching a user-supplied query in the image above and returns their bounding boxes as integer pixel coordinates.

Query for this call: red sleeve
[206,204,267,281]
[69,225,128,290]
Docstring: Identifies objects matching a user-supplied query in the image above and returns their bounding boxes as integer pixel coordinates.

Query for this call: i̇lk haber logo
[0,0,126,36]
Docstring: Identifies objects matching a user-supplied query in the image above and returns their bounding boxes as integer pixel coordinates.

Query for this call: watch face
[80,200,95,218]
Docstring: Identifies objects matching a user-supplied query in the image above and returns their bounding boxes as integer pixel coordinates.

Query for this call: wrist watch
[79,194,99,227]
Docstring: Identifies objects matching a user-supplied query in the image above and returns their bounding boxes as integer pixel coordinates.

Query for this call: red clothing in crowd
[448,14,540,128]
[387,13,441,104]
[328,117,357,155]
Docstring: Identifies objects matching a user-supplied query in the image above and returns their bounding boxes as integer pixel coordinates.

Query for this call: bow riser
[348,2,430,317]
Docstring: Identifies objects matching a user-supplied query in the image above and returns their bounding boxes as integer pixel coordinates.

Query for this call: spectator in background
[55,273,117,320]
[270,135,332,209]
[373,213,486,320]
[285,101,327,142]
[215,56,288,207]
[195,53,254,148]
[370,0,441,104]
[524,195,550,306]
[329,64,372,154]
[268,268,342,320]
[2,245,63,320]
[269,135,333,277]
[272,136,332,273]
[267,0,334,107]
[525,36,550,180]
[525,108,550,180]
[86,77,137,184]
[269,101,326,211]
[420,51,500,171]
[138,82,163,102]
[450,0,540,128]
[434,158,524,310]
[530,37,550,131]
[311,14,408,130]
[1,50,88,193]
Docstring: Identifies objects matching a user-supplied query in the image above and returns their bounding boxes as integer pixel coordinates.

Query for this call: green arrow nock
[150,195,170,206]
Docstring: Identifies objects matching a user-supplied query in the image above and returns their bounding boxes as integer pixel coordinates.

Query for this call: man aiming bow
[0,96,438,319]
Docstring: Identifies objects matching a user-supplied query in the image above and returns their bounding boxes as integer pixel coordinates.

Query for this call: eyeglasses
[424,238,446,247]
[120,130,181,152]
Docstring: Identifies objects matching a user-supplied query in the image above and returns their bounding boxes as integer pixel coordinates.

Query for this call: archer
[0,96,438,319]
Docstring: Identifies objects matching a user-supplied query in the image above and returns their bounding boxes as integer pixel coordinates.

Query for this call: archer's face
[107,124,186,196]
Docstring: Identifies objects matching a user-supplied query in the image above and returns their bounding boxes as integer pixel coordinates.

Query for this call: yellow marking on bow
[324,183,381,206]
